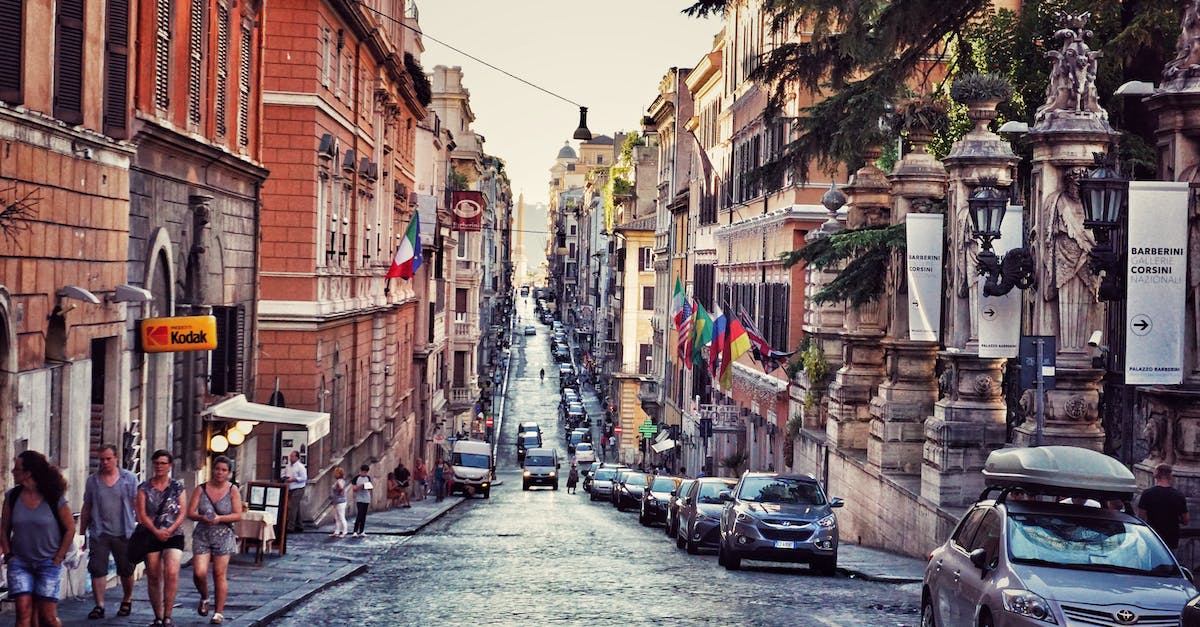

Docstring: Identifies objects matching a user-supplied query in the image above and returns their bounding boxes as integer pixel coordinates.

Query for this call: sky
[415,1,721,218]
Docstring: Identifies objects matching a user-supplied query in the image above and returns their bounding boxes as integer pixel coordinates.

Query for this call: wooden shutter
[54,0,85,125]
[215,1,229,137]
[209,305,245,395]
[0,0,23,104]
[103,0,130,137]
[237,23,250,146]
[154,0,170,109]
[187,0,203,125]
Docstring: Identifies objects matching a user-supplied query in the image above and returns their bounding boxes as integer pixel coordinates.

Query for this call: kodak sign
[140,316,218,353]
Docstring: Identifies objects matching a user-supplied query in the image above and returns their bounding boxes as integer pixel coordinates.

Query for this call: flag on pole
[719,317,753,389]
[691,302,714,369]
[708,304,728,376]
[676,298,694,366]
[386,212,422,280]
[737,308,794,372]
[671,278,686,329]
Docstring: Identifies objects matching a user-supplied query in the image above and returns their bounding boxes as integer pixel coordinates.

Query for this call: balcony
[449,387,475,406]
[638,378,661,419]
[453,322,477,339]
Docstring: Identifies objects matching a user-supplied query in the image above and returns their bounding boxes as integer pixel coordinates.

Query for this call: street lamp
[1077,152,1128,301]
[573,107,592,141]
[967,177,1035,296]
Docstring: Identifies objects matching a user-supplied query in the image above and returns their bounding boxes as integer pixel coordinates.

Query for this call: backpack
[5,485,68,540]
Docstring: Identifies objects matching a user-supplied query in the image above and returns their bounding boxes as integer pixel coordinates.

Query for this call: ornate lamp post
[966,177,1034,296]
[1076,152,1128,302]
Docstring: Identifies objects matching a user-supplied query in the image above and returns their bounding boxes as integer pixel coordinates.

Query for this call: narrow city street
[272,300,922,626]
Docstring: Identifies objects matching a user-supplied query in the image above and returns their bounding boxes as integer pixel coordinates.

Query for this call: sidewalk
[55,496,464,626]
[837,543,927,583]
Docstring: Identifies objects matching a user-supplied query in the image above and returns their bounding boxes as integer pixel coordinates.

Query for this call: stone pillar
[826,151,890,451]
[922,95,1016,507]
[1015,13,1115,450]
[868,131,945,473]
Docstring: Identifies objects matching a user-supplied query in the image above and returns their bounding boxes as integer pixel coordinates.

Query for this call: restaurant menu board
[246,481,289,554]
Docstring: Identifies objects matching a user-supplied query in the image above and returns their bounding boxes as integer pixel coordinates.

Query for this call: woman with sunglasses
[0,450,75,627]
[187,455,242,624]
[137,449,188,626]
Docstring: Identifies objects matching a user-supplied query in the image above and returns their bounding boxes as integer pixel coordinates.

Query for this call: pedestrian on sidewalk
[1,450,76,627]
[392,462,412,508]
[329,467,349,537]
[432,460,445,502]
[350,464,373,537]
[1138,463,1190,551]
[413,460,428,501]
[566,464,579,494]
[186,455,243,624]
[442,459,454,498]
[386,473,403,508]
[137,449,188,627]
[282,450,307,533]
[79,444,138,620]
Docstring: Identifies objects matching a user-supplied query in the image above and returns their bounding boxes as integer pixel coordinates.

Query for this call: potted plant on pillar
[894,95,951,153]
[950,73,1013,133]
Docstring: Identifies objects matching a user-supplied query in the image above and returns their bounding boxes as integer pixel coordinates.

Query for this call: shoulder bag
[128,482,175,565]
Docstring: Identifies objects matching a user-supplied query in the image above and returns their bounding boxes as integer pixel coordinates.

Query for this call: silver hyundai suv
[717,472,843,574]
[922,446,1197,627]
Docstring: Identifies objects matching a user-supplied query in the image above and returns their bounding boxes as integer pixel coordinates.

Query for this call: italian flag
[386,213,422,280]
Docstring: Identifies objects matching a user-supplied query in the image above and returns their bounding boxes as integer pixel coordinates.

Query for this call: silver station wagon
[922,446,1196,627]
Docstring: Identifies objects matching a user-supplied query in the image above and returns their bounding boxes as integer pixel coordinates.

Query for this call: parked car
[516,432,541,464]
[614,471,648,511]
[639,475,680,527]
[677,477,736,553]
[665,479,696,540]
[523,325,537,335]
[567,428,588,453]
[522,448,559,491]
[923,446,1197,627]
[574,442,596,464]
[588,464,625,501]
[518,422,541,436]
[562,388,580,404]
[718,472,842,574]
[554,346,571,362]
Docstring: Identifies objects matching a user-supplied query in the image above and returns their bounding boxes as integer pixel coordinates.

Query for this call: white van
[450,439,493,499]
[522,447,560,491]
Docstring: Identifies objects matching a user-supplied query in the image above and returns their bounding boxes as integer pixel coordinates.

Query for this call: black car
[718,472,843,574]
[665,479,696,539]
[677,477,736,553]
[516,432,541,464]
[613,471,648,511]
[639,475,679,527]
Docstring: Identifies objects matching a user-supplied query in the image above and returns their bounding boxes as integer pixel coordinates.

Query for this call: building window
[187,0,205,127]
[209,305,245,395]
[154,0,171,109]
[0,0,23,104]
[320,28,331,87]
[103,0,129,137]
[569,224,576,236]
[54,0,85,125]
[639,344,652,375]
[238,22,251,147]
[642,286,654,310]
[214,1,230,138]
[453,351,466,387]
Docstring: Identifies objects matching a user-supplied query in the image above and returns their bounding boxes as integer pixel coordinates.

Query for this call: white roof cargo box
[982,446,1136,497]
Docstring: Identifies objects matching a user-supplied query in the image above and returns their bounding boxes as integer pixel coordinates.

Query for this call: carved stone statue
[1164,0,1200,81]
[1036,182,1098,352]
[1034,12,1109,125]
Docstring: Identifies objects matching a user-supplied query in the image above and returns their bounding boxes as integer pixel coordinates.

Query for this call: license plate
[774,540,795,549]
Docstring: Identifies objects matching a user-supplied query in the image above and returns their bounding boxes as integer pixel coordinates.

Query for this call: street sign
[613,425,622,435]
[485,417,494,428]
[1018,336,1056,391]
[1125,182,1187,385]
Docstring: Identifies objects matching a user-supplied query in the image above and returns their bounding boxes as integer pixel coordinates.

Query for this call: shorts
[192,525,238,557]
[88,533,135,578]
[146,533,185,554]
[6,556,63,601]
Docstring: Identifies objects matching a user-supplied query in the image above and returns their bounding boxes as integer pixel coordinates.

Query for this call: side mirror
[669,490,677,497]
[968,548,988,571]
[830,497,845,508]
[1184,567,1194,583]
[719,491,733,502]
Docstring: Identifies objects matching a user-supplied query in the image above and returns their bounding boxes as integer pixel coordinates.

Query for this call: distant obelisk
[514,192,527,284]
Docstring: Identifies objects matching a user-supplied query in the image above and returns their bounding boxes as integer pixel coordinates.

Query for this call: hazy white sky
[415,1,720,210]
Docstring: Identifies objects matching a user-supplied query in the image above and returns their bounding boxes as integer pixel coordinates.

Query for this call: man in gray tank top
[78,444,139,619]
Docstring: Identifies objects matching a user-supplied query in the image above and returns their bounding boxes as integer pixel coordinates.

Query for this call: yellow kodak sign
[140,315,219,353]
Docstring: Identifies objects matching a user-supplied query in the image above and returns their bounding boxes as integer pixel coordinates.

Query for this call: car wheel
[482,487,490,499]
[553,482,559,491]
[676,531,686,549]
[588,491,596,501]
[811,552,837,576]
[920,599,936,627]
[686,536,699,555]
[522,482,529,491]
[977,610,994,627]
[719,542,741,570]
[639,511,650,526]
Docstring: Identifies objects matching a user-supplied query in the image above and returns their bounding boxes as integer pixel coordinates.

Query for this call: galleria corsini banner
[451,190,485,232]
[905,213,943,342]
[978,205,1024,359]
[1125,181,1187,385]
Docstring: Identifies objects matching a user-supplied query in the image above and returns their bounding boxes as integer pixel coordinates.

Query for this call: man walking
[283,450,308,533]
[1138,463,1190,551]
[78,444,139,619]
[393,462,412,508]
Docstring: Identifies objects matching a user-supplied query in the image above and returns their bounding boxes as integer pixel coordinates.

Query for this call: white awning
[651,439,676,453]
[202,394,330,441]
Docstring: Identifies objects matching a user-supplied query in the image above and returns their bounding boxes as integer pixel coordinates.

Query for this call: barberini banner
[978,205,1024,359]
[451,190,486,232]
[1124,181,1187,385]
[906,213,944,342]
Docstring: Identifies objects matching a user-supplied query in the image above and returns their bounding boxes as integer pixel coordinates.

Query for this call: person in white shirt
[282,451,307,533]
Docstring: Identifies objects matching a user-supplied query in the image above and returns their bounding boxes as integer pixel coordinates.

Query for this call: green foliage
[799,342,830,384]
[949,73,1013,104]
[780,224,907,306]
[404,53,432,108]
[894,96,951,134]
[602,132,642,230]
[448,170,469,191]
[786,413,805,438]
[721,450,748,471]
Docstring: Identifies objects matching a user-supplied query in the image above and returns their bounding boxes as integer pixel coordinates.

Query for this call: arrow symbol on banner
[982,306,997,320]
[1134,319,1148,331]
[1131,315,1152,336]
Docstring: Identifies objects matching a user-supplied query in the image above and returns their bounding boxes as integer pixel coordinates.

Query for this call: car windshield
[651,477,676,492]
[698,481,735,503]
[1007,513,1180,576]
[521,436,540,445]
[738,477,826,505]
[570,433,584,444]
[453,453,489,469]
[593,470,615,481]
[576,444,592,451]
[525,456,554,467]
[622,473,646,487]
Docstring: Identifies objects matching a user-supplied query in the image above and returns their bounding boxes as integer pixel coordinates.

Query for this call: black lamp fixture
[1076,151,1127,301]
[573,107,592,141]
[967,176,1035,296]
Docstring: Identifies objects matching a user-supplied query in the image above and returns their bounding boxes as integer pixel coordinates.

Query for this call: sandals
[118,601,133,617]
[210,612,225,624]
[88,606,105,620]
[198,597,210,616]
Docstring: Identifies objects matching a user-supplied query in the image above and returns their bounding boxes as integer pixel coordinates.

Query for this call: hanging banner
[1125,181,1188,385]
[905,213,944,342]
[978,205,1024,358]
[450,190,485,232]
